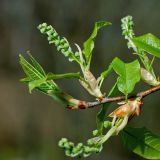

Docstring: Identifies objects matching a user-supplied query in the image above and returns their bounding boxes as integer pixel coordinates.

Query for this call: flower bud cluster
[58,137,102,158]
[38,23,79,62]
[121,15,134,40]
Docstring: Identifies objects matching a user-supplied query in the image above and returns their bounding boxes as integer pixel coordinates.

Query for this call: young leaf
[121,127,160,159]
[112,58,140,97]
[27,52,46,76]
[19,54,59,93]
[19,54,83,107]
[19,54,45,80]
[100,63,113,79]
[47,72,81,80]
[132,33,160,58]
[97,63,113,88]
[83,21,111,68]
[29,78,47,93]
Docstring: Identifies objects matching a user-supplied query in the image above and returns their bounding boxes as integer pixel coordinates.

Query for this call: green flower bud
[58,138,68,147]
[84,146,91,153]
[46,30,53,36]
[77,143,83,149]
[87,139,94,146]
[92,129,98,136]
[38,23,81,63]
[64,142,70,149]
[69,142,74,147]
[104,121,112,128]
[65,149,71,156]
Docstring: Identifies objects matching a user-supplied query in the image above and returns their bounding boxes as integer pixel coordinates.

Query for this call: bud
[58,138,68,147]
[109,98,143,118]
[140,68,160,86]
[109,98,143,134]
[82,70,103,98]
[92,129,98,136]
[84,70,97,90]
[103,121,112,128]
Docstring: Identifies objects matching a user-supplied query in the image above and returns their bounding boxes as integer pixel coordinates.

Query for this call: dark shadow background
[0,0,160,159]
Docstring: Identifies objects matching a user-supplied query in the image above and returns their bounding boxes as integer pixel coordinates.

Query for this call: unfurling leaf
[19,54,83,107]
[27,52,46,76]
[19,54,59,93]
[19,54,44,81]
[132,33,160,58]
[121,127,160,159]
[28,78,47,93]
[83,21,111,68]
[97,63,113,88]
[112,57,140,97]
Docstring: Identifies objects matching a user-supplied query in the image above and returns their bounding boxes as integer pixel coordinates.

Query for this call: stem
[75,44,86,75]
[68,85,160,109]
[96,81,118,135]
[98,126,117,144]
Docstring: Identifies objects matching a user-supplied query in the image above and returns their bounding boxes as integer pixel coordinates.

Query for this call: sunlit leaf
[83,21,111,68]
[112,57,140,97]
[133,33,160,58]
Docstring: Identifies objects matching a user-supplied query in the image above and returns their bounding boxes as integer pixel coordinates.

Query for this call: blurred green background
[0,0,160,159]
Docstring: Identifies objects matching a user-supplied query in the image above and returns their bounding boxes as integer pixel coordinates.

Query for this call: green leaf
[47,72,81,80]
[29,78,47,93]
[20,77,31,83]
[132,33,160,58]
[121,127,160,159]
[97,63,113,89]
[19,54,80,107]
[100,63,113,79]
[27,52,46,76]
[19,54,59,93]
[83,21,111,68]
[19,54,45,80]
[112,57,140,97]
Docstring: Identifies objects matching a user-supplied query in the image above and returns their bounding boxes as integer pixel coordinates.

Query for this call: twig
[67,85,160,109]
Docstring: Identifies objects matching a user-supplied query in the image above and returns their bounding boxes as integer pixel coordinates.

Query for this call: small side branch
[67,85,160,109]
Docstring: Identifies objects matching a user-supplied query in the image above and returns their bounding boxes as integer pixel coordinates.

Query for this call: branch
[67,85,160,110]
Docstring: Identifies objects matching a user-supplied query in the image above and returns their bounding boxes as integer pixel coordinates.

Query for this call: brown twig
[67,85,160,110]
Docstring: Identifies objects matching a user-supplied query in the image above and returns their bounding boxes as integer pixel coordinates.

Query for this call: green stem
[96,81,118,135]
[98,126,117,144]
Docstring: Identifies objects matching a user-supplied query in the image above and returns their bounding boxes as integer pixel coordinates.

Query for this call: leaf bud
[140,68,160,86]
